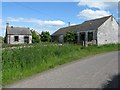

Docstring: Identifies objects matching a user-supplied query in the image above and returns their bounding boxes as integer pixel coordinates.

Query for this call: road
[5,51,118,88]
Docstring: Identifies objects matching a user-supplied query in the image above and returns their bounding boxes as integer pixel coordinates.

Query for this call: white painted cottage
[52,15,119,45]
[5,23,32,44]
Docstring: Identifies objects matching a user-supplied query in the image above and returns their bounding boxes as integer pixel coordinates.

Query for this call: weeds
[2,44,119,85]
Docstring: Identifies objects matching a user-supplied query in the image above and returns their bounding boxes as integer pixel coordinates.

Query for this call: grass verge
[2,44,120,86]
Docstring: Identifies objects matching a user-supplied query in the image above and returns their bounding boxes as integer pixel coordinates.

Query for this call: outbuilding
[5,23,32,44]
[52,15,118,45]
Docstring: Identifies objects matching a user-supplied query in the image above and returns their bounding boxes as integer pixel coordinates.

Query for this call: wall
[7,35,32,44]
[58,35,64,43]
[97,17,118,45]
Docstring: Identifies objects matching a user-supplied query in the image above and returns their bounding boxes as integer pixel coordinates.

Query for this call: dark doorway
[80,32,85,42]
[24,36,29,43]
[88,32,93,41]
[79,32,86,45]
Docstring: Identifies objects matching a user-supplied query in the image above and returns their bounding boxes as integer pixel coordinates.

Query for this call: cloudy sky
[1,0,119,36]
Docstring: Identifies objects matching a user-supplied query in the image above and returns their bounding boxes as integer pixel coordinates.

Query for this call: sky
[0,1,119,36]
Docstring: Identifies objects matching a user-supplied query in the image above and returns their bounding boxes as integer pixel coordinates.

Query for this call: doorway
[80,32,85,42]
[24,36,29,44]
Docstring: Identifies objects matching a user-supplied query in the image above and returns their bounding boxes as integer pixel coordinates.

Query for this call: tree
[31,30,41,43]
[64,31,77,43]
[41,31,51,42]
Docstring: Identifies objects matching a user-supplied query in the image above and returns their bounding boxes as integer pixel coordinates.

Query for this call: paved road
[6,51,118,88]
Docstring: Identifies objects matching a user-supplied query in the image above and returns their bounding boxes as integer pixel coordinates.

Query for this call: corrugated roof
[7,26,32,35]
[52,15,111,36]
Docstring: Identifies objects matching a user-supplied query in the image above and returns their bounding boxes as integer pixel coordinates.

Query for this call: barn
[52,15,119,45]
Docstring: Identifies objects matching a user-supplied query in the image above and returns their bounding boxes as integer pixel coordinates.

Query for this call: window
[14,36,19,42]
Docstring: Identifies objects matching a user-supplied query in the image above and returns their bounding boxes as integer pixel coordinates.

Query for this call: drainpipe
[96,29,98,45]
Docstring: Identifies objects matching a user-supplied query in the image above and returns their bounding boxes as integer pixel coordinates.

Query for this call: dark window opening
[14,36,19,42]
[88,32,93,41]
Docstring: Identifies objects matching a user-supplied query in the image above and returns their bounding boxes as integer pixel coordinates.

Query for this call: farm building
[5,23,32,44]
[52,15,119,45]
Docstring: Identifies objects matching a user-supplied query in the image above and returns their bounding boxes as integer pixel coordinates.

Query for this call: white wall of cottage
[97,17,118,45]
[7,35,32,44]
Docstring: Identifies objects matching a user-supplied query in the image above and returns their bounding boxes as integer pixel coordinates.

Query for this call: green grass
[2,44,119,86]
[2,43,33,48]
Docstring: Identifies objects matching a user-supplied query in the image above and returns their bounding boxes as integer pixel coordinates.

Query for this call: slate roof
[7,26,32,35]
[52,15,111,36]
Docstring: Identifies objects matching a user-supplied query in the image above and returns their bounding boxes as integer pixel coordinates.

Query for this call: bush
[41,31,51,42]
[64,31,77,43]
[31,30,41,43]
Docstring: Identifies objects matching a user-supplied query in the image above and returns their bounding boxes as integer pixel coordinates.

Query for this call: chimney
[68,22,70,27]
[6,23,9,28]
[11,26,13,28]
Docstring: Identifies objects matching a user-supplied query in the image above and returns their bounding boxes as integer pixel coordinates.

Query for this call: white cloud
[70,23,77,26]
[78,9,111,20]
[5,17,65,35]
[7,17,66,26]
[31,27,55,35]
[76,0,119,3]
[78,0,110,9]
[0,19,4,29]
[0,19,5,36]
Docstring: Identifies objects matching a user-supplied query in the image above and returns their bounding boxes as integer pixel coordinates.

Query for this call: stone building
[5,23,32,44]
[52,15,118,45]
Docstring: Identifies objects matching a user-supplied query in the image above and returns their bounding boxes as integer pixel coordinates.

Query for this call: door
[24,36,29,44]
[80,32,85,42]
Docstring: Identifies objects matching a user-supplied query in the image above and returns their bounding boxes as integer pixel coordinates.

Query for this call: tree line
[31,30,51,43]
[32,30,77,44]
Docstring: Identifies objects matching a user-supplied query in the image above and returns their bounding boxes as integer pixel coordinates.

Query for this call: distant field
[2,44,119,86]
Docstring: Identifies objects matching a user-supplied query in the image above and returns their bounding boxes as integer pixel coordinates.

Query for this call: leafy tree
[64,31,77,43]
[31,30,41,43]
[41,31,51,42]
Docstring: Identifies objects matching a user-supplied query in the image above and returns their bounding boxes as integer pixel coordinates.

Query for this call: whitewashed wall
[97,17,118,45]
[7,35,32,44]
[58,35,64,43]
[29,36,32,44]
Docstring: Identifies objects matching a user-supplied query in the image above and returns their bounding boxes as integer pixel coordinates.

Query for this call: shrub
[64,31,77,43]
[41,31,51,42]
[31,30,41,43]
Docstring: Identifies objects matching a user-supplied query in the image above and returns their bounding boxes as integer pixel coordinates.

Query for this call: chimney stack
[6,23,9,28]
[68,22,70,27]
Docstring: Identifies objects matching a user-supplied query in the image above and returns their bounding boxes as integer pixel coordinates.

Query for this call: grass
[2,43,119,86]
[2,42,56,48]
[2,43,33,48]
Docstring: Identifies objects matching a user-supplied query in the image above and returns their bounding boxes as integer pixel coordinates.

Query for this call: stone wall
[97,17,118,45]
